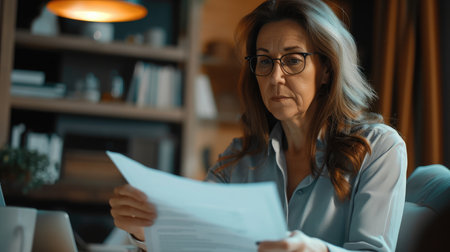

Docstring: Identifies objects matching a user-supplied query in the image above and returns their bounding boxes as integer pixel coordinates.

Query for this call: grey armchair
[396,164,450,252]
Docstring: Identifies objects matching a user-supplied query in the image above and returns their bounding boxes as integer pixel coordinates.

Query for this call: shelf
[10,96,185,122]
[15,29,187,63]
[4,178,124,204]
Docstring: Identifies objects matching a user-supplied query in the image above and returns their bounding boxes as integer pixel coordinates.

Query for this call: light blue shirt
[206,123,407,252]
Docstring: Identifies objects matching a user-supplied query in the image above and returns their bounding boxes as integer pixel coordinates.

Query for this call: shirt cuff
[128,233,147,251]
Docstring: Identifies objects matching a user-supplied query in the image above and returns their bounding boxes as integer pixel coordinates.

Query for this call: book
[148,64,159,107]
[10,124,26,148]
[173,68,183,107]
[156,65,173,108]
[195,74,217,119]
[11,82,66,99]
[136,63,151,107]
[11,69,45,86]
[126,61,145,104]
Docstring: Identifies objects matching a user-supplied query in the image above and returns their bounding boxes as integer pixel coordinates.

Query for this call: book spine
[11,69,45,86]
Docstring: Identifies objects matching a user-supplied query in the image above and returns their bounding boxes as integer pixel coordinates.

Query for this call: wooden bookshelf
[0,0,204,199]
[15,29,187,62]
[10,96,185,123]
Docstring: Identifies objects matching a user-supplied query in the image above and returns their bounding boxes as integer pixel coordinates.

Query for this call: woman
[109,0,407,251]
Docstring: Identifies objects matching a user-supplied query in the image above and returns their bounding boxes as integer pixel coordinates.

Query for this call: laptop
[32,210,79,252]
[0,182,78,252]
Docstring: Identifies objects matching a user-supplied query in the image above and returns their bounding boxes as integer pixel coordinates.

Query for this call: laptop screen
[0,182,6,207]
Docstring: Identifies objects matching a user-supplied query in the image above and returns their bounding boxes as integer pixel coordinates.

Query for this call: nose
[270,60,286,84]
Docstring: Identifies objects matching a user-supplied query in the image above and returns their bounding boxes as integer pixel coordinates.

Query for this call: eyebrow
[256,46,305,53]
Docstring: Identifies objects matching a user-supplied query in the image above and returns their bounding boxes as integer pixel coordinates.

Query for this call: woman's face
[255,19,327,124]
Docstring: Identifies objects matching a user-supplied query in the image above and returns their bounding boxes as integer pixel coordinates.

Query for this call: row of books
[10,64,183,107]
[126,61,183,108]
[10,69,66,99]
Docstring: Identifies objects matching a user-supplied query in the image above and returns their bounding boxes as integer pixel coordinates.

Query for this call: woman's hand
[109,184,157,241]
[257,230,329,252]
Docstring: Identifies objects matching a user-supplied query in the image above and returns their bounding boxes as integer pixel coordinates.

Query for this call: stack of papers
[106,151,287,252]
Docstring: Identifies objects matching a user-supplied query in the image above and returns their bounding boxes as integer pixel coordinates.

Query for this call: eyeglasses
[245,52,316,76]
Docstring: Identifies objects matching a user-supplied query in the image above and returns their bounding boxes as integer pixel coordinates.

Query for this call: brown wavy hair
[218,0,383,200]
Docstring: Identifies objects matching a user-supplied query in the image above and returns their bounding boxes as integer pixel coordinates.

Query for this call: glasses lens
[252,55,273,76]
[281,53,305,74]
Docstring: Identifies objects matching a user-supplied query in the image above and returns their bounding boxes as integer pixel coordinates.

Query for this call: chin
[268,107,305,122]
[271,111,299,121]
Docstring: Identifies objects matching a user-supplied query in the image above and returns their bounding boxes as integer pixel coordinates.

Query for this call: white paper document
[106,151,287,252]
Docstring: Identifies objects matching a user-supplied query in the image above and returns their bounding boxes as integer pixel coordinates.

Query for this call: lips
[270,96,290,102]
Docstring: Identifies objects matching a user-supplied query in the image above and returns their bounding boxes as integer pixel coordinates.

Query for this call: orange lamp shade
[46,0,148,22]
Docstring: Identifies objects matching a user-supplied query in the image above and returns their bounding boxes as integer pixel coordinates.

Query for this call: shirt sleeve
[128,233,147,251]
[205,138,244,183]
[328,127,408,252]
[205,160,229,183]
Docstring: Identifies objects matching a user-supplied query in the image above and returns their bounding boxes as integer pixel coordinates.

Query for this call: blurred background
[0,0,448,244]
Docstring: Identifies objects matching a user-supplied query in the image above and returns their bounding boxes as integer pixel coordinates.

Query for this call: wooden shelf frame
[0,0,16,147]
[10,96,185,122]
[15,29,187,62]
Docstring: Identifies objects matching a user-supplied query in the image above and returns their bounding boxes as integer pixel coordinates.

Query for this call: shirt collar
[268,121,327,171]
[268,122,284,156]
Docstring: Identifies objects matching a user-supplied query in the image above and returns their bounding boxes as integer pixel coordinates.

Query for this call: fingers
[109,184,158,241]
[257,231,304,252]
[257,231,327,252]
[109,195,156,214]
[113,212,155,227]
[258,241,300,252]
[110,202,156,221]
[113,184,148,201]
[109,184,157,229]
[110,184,155,215]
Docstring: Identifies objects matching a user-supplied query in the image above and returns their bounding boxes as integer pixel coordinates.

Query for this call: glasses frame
[245,52,316,76]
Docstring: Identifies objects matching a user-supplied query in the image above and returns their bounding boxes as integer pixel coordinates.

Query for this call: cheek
[256,78,269,101]
[289,78,318,106]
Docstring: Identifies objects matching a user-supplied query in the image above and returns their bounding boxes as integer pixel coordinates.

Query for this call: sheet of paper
[106,151,287,252]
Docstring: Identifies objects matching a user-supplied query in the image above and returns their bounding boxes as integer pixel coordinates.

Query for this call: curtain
[372,0,444,176]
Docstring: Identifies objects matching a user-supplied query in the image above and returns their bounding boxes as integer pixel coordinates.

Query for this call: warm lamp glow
[46,0,147,22]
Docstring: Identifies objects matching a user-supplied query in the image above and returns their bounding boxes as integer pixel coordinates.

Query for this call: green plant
[0,146,50,193]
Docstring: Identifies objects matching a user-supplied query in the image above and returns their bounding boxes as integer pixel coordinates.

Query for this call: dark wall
[348,0,374,80]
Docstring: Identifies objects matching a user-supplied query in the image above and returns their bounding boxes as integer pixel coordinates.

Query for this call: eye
[283,55,303,66]
[257,56,272,66]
